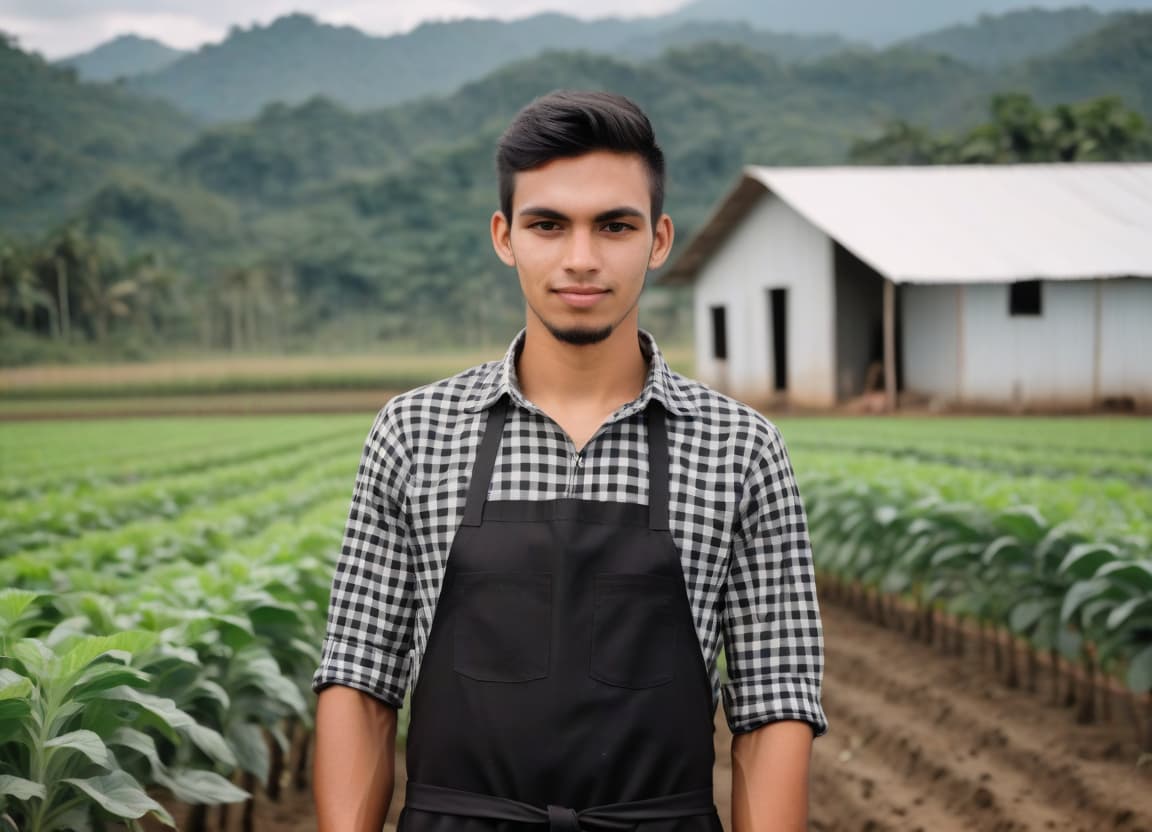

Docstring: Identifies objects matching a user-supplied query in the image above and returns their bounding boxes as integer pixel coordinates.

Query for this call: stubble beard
[529,274,647,348]
[544,321,615,346]
[533,289,643,347]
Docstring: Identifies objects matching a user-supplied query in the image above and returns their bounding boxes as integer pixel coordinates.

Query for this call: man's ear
[491,210,516,267]
[648,213,675,270]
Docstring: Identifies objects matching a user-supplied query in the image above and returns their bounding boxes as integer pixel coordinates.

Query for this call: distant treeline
[2,13,1151,364]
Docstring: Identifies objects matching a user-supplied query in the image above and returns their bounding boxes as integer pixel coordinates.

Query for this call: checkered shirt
[313,328,827,737]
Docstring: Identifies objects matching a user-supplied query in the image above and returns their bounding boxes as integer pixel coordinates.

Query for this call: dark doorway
[709,305,728,360]
[768,288,788,392]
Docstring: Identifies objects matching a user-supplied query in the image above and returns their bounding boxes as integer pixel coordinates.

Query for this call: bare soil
[0,389,396,420]
[156,600,1152,832]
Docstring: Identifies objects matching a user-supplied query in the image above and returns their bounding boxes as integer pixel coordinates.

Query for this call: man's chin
[545,322,614,346]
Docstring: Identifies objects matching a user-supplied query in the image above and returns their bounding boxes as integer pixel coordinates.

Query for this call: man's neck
[517,317,649,413]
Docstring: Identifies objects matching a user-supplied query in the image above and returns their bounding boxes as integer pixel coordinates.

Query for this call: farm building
[660,163,1152,410]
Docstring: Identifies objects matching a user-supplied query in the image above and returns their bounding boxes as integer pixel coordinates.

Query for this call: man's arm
[314,686,398,832]
[311,403,416,829]
[731,721,813,832]
[720,417,827,828]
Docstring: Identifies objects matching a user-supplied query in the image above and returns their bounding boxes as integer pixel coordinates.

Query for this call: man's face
[491,151,674,346]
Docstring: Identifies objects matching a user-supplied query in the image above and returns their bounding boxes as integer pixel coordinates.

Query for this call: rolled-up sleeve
[312,402,415,708]
[721,419,827,737]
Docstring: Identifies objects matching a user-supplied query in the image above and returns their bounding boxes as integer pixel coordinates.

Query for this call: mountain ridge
[59,34,185,81]
[48,3,1149,122]
[672,0,1152,42]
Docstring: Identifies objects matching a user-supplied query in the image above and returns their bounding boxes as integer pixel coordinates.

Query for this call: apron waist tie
[405,781,716,832]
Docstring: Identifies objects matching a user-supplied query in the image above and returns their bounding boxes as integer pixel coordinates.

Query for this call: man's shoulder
[663,371,787,465]
[373,357,499,444]
[666,371,782,446]
[379,359,500,430]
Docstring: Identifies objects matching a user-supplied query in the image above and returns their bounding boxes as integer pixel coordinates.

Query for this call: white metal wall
[902,285,959,400]
[1099,278,1152,404]
[962,281,1096,406]
[903,279,1152,407]
[692,194,835,406]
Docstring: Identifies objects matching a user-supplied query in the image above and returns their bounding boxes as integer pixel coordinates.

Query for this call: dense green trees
[0,228,301,363]
[0,229,174,352]
[850,92,1152,163]
[0,34,195,235]
[3,12,1151,364]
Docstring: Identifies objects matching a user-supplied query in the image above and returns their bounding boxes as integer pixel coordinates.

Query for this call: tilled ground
[809,603,1152,832]
[161,600,1152,832]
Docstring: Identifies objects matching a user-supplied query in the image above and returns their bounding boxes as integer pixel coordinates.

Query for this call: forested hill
[671,0,1152,43]
[1017,11,1152,114]
[0,35,196,232]
[120,13,857,122]
[107,6,1141,123]
[161,10,1151,226]
[3,11,1150,352]
[59,34,186,81]
[898,7,1115,67]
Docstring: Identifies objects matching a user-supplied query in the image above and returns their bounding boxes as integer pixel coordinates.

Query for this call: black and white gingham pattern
[313,329,827,737]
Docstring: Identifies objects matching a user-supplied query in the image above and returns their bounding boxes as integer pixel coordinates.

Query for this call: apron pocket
[453,572,551,682]
[591,573,676,689]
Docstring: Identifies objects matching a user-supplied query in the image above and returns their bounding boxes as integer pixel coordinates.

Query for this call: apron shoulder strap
[461,396,509,527]
[646,402,671,532]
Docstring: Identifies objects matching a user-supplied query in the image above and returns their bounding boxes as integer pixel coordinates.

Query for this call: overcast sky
[0,0,686,58]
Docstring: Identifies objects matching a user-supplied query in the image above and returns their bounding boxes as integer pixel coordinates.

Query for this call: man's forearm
[314,685,398,832]
[731,720,813,832]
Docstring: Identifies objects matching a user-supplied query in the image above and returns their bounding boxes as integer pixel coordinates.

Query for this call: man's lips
[554,287,609,308]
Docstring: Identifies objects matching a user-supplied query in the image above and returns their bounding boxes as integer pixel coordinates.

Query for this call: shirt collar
[462,328,700,418]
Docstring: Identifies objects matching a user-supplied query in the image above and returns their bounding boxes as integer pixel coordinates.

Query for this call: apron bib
[399,397,721,832]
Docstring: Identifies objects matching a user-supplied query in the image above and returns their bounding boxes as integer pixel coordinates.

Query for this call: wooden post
[1092,281,1103,407]
[884,279,897,411]
[956,285,965,402]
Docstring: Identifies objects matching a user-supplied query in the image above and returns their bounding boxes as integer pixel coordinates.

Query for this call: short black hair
[496,90,666,226]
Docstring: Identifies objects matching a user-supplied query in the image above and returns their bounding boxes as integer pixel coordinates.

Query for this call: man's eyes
[526,221,635,233]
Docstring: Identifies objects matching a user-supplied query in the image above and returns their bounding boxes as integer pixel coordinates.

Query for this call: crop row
[793,450,1152,542]
[787,437,1152,484]
[797,464,1152,747]
[1,447,356,830]
[777,417,1152,457]
[0,433,358,556]
[0,417,366,500]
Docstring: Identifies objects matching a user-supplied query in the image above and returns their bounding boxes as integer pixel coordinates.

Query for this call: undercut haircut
[496,90,666,227]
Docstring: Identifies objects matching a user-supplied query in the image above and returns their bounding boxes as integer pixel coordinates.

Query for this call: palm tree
[44,225,99,343]
[218,264,277,351]
[122,251,177,341]
[0,242,57,335]
[73,234,140,344]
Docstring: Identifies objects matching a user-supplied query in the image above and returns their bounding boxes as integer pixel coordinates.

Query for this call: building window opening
[1009,280,1043,316]
[710,306,728,360]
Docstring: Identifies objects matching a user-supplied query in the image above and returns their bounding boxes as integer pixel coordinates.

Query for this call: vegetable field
[782,416,1152,739]
[0,416,367,831]
[1,413,1150,831]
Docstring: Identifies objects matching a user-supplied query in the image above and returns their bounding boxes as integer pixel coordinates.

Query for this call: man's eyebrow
[593,207,646,223]
[518,207,569,221]
[517,207,647,222]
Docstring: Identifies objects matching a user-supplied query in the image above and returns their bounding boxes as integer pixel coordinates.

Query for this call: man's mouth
[554,287,609,308]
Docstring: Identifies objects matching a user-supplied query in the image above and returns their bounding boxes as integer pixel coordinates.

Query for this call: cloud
[1,9,225,56]
[1,0,684,58]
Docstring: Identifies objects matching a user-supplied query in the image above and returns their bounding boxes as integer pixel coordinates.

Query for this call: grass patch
[0,346,697,402]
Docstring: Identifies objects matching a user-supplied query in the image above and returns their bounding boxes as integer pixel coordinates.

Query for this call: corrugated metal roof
[660,163,1152,285]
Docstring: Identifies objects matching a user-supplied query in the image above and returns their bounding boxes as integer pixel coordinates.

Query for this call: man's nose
[562,229,599,273]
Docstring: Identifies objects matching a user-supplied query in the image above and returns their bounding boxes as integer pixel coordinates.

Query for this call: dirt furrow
[815,601,1152,831]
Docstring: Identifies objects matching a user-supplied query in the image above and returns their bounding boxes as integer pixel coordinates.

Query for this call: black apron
[398,397,721,832]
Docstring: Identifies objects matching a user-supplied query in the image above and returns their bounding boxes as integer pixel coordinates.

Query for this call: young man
[312,90,827,832]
